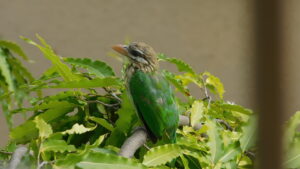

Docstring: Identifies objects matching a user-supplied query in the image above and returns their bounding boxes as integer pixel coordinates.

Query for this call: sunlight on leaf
[190,100,205,128]
[41,139,76,153]
[62,123,96,135]
[34,116,53,139]
[143,144,183,167]
[203,72,225,99]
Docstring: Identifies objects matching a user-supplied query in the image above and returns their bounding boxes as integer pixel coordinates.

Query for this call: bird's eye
[130,49,143,57]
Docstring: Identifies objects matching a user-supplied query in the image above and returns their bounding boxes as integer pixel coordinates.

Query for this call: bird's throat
[125,63,157,82]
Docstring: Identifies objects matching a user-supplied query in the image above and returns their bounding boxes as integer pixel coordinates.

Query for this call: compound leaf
[64,57,115,78]
[50,77,122,89]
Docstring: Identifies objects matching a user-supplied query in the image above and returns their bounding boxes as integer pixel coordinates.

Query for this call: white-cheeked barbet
[112,42,179,143]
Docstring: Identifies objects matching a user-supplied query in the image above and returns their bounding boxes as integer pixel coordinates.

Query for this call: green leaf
[142,144,183,167]
[41,139,76,153]
[10,103,75,143]
[190,100,205,128]
[176,73,204,88]
[219,142,240,163]
[0,40,28,60]
[284,141,300,168]
[76,152,146,169]
[240,115,257,152]
[158,53,195,74]
[176,137,207,152]
[89,116,114,131]
[107,92,137,146]
[21,35,80,81]
[64,57,115,77]
[0,48,15,92]
[220,103,253,115]
[34,116,53,139]
[180,155,190,169]
[162,70,190,96]
[224,160,237,169]
[41,65,57,78]
[49,77,122,89]
[13,101,75,114]
[6,56,34,82]
[206,120,223,164]
[203,72,225,99]
[62,123,96,135]
[90,134,106,147]
[55,149,89,169]
[183,150,208,168]
[284,111,300,145]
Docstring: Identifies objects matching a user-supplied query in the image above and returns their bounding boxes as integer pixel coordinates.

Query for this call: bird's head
[112,42,158,70]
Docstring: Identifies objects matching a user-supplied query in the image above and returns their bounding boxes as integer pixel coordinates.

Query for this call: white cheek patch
[129,54,148,64]
[136,57,148,64]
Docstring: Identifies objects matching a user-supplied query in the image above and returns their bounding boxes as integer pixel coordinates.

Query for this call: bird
[112,42,179,143]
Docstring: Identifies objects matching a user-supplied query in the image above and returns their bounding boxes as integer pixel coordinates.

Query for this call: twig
[179,115,189,126]
[109,92,122,102]
[201,76,211,106]
[8,146,27,169]
[216,119,233,131]
[103,87,122,102]
[119,115,202,158]
[245,150,255,161]
[118,127,148,158]
[0,150,13,155]
[87,100,120,107]
[37,161,48,169]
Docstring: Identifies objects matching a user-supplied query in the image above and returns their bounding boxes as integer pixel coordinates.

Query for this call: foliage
[0,36,298,169]
[0,40,34,128]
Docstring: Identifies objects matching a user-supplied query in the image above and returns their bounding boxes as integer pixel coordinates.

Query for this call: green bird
[112,42,179,143]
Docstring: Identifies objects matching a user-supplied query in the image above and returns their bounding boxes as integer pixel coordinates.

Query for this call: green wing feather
[128,70,179,143]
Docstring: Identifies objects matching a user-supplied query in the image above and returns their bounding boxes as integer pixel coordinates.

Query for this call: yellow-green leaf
[34,116,53,139]
[89,116,114,131]
[10,103,75,143]
[49,77,122,89]
[240,115,257,152]
[0,49,15,92]
[64,57,115,78]
[76,152,146,169]
[207,120,223,164]
[158,53,195,74]
[21,35,80,81]
[203,72,225,99]
[0,40,28,60]
[62,123,96,135]
[41,139,76,153]
[190,100,205,128]
[143,144,183,167]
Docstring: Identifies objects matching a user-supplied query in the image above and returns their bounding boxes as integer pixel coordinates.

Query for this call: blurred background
[0,0,299,146]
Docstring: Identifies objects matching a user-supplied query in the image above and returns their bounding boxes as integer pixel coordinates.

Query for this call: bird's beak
[112,44,129,57]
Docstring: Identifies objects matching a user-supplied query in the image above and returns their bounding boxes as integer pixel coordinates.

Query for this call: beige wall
[0,0,299,146]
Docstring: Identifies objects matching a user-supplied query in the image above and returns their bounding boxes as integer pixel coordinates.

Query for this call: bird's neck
[132,62,157,72]
[125,62,157,81]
